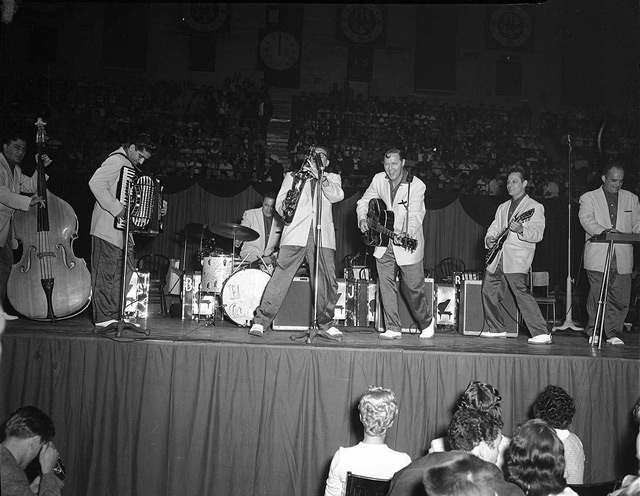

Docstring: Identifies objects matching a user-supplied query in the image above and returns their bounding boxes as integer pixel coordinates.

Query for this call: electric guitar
[363,198,417,253]
[485,208,535,266]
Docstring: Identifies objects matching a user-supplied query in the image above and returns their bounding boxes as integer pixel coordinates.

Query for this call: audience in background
[504,419,576,496]
[532,385,585,484]
[324,386,411,496]
[430,380,511,468]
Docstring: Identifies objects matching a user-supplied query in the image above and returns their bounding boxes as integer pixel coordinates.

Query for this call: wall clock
[489,6,532,48]
[339,4,384,44]
[259,30,300,71]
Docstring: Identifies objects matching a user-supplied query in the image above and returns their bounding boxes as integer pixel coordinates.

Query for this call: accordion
[114,167,163,236]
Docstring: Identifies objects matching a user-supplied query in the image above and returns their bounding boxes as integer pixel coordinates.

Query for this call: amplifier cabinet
[458,280,519,337]
[376,278,435,333]
[273,277,314,330]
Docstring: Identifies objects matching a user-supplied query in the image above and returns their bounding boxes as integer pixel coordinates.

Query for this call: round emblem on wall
[489,6,532,48]
[340,4,384,44]
[259,31,300,71]
[183,3,228,33]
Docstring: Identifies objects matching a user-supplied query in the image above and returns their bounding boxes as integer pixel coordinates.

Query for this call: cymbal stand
[94,179,149,338]
[290,162,341,344]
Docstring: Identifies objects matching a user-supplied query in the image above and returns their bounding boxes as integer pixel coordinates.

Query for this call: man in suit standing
[579,162,640,346]
[481,167,551,344]
[237,192,283,266]
[248,146,344,339]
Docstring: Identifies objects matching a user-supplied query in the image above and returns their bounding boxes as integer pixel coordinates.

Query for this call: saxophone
[281,146,316,225]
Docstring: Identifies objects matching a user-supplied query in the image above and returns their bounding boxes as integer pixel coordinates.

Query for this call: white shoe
[480,331,507,338]
[420,318,435,339]
[95,319,117,328]
[379,330,402,340]
[249,324,264,337]
[606,336,624,345]
[2,312,18,321]
[324,326,343,337]
[528,334,552,345]
[124,319,141,329]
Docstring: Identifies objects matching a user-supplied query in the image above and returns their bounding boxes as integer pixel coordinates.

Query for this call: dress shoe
[249,323,264,337]
[2,312,18,321]
[94,319,117,328]
[379,330,402,340]
[479,331,507,338]
[420,318,435,339]
[606,336,624,345]
[528,334,552,345]
[324,326,343,337]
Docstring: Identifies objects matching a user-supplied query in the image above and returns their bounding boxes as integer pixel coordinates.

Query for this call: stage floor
[5,309,639,360]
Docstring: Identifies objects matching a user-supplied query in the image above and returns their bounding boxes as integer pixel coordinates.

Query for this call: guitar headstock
[519,208,535,223]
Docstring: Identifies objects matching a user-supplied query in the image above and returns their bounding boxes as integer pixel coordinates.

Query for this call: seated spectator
[532,385,584,484]
[388,409,522,496]
[422,452,511,496]
[430,380,511,468]
[504,419,576,496]
[1,406,63,496]
[324,386,411,496]
[608,398,640,496]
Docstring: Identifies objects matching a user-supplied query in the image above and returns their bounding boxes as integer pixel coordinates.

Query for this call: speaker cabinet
[458,280,519,337]
[376,278,435,333]
[272,277,313,330]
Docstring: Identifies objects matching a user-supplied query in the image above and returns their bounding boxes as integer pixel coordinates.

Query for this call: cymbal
[210,222,259,242]
[183,223,214,240]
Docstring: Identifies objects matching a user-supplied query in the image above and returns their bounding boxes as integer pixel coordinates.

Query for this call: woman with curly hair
[430,380,511,468]
[504,419,577,496]
[324,386,411,496]
[532,385,584,484]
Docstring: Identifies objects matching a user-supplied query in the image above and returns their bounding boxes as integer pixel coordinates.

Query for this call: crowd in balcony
[1,75,637,198]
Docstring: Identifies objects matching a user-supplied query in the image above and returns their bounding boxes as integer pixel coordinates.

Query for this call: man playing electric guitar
[356,148,434,340]
[481,167,552,344]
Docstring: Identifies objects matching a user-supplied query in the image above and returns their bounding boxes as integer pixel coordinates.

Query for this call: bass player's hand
[358,219,369,233]
[486,236,497,249]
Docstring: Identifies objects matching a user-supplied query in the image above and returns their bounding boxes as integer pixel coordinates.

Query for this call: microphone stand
[291,159,341,344]
[553,134,583,332]
[94,178,150,338]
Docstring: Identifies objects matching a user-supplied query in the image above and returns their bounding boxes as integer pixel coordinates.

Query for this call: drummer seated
[237,193,284,266]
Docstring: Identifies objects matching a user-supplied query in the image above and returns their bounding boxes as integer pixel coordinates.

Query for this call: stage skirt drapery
[0,334,638,496]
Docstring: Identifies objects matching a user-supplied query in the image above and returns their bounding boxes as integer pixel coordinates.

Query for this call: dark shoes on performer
[527,334,552,345]
[379,330,402,340]
[480,331,507,338]
[249,324,264,337]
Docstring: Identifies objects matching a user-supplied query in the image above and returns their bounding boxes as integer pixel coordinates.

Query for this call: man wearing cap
[249,146,344,339]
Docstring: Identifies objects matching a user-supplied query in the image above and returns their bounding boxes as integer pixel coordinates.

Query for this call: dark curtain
[1,335,638,496]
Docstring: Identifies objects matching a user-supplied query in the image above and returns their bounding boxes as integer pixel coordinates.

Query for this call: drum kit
[177,221,273,326]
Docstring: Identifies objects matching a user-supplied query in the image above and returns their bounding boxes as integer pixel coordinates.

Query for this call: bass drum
[221,268,271,326]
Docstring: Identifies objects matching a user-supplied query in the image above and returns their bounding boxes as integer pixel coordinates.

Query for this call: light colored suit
[579,186,640,274]
[239,207,283,262]
[485,195,545,274]
[89,148,130,249]
[0,153,39,248]
[275,171,344,249]
[355,172,426,266]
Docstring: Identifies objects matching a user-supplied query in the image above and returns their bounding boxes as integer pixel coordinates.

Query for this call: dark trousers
[376,246,432,332]
[586,263,631,339]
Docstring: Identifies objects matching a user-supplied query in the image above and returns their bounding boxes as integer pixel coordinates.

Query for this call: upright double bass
[7,118,91,321]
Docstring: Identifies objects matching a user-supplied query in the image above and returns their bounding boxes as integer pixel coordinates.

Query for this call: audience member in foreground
[0,406,63,496]
[324,386,411,496]
[532,385,584,484]
[430,380,511,468]
[608,398,640,496]
[504,419,576,496]
[388,409,523,496]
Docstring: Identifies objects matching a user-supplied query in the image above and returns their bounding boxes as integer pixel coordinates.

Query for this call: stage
[1,311,638,496]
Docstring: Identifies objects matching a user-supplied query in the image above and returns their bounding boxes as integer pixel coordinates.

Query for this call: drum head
[221,268,271,326]
[202,255,234,293]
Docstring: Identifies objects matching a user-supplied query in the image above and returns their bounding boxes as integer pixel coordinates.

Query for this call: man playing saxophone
[249,146,344,338]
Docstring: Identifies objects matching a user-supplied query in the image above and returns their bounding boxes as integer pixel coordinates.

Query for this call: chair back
[436,257,465,283]
[137,254,171,282]
[530,270,550,296]
[568,480,620,496]
[345,471,391,496]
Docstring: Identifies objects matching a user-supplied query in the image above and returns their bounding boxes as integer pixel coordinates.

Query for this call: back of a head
[504,419,565,496]
[532,385,575,430]
[458,381,503,422]
[3,406,55,443]
[422,452,497,496]
[358,386,399,438]
[448,409,501,452]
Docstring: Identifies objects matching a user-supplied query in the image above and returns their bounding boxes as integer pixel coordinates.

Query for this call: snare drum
[221,268,271,326]
[202,255,234,293]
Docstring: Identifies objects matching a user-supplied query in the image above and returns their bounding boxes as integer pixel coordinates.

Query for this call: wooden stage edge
[3,309,639,360]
